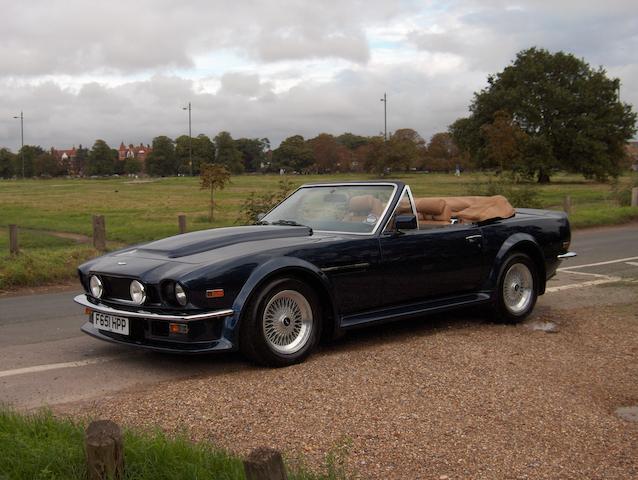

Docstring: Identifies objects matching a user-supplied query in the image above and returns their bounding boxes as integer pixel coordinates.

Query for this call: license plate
[92,312,129,335]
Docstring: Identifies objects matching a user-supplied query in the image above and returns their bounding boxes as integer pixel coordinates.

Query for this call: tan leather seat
[345,195,384,222]
[414,195,515,224]
[414,198,452,226]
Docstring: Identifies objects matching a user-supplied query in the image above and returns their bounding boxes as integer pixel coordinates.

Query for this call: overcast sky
[1,0,636,151]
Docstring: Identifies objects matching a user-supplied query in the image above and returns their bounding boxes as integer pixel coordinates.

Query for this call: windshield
[261,184,395,233]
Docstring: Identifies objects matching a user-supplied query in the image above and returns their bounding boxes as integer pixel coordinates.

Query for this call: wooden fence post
[563,196,572,215]
[178,214,187,234]
[85,420,124,480]
[632,187,638,207]
[92,215,106,251]
[9,224,19,255]
[243,448,288,480]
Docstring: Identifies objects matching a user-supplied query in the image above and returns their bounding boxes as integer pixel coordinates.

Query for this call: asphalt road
[1,223,637,409]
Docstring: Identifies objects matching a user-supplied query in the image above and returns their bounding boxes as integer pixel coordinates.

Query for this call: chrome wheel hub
[263,290,313,354]
[503,263,533,315]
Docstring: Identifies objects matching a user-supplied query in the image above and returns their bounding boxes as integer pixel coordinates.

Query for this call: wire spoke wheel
[502,262,534,315]
[262,290,313,354]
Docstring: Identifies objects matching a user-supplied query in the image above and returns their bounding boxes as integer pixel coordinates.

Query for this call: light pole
[182,102,192,176]
[380,93,387,141]
[12,111,24,178]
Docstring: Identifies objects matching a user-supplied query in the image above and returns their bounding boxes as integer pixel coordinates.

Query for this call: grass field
[0,408,348,480]
[1,172,637,290]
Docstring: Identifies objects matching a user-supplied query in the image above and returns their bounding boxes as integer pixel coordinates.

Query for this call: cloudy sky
[1,0,636,151]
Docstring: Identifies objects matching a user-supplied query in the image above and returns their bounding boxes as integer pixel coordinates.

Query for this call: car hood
[83,225,321,280]
[135,225,313,259]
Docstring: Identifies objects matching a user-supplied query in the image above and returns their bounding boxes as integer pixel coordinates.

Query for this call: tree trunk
[537,169,550,184]
[209,186,214,222]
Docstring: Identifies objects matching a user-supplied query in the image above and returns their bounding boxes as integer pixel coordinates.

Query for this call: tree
[272,135,313,172]
[307,133,350,173]
[124,157,142,175]
[386,128,425,172]
[176,134,215,175]
[33,152,61,177]
[73,144,89,176]
[451,47,637,182]
[87,140,115,176]
[17,145,44,177]
[235,137,269,172]
[146,136,178,176]
[425,132,467,172]
[479,110,528,174]
[336,132,369,150]
[214,131,244,174]
[0,148,15,178]
[200,163,231,221]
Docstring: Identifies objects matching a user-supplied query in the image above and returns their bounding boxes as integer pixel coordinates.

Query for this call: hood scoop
[137,225,312,259]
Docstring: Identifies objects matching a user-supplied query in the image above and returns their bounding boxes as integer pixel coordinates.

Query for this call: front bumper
[74,294,236,354]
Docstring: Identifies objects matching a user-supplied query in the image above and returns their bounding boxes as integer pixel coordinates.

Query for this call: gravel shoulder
[54,283,638,480]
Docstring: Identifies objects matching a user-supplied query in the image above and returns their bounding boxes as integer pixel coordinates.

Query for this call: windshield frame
[261,182,399,236]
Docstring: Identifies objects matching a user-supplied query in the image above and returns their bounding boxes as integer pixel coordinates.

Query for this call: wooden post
[9,224,19,255]
[92,215,106,251]
[85,420,124,480]
[243,448,288,480]
[178,214,187,234]
[563,195,572,215]
[632,187,638,207]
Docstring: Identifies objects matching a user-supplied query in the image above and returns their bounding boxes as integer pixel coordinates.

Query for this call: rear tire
[492,253,538,324]
[240,277,321,367]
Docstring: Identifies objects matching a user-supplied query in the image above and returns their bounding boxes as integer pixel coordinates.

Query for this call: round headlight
[89,275,103,298]
[175,283,188,306]
[130,280,146,305]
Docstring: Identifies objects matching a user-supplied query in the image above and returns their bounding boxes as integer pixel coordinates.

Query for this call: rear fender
[486,233,547,296]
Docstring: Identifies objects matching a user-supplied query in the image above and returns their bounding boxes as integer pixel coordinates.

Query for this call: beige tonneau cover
[414,195,515,225]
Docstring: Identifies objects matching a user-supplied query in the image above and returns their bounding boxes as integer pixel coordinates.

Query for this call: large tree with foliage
[176,134,215,175]
[33,152,61,177]
[425,132,467,172]
[214,131,244,174]
[235,137,269,172]
[0,148,15,178]
[16,145,44,177]
[272,135,314,173]
[307,133,350,173]
[450,47,637,182]
[87,140,115,176]
[146,136,178,176]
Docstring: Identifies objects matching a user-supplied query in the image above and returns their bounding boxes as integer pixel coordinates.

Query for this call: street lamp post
[13,111,24,178]
[182,102,192,176]
[380,93,387,141]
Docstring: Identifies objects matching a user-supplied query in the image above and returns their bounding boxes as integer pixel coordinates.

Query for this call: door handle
[465,234,482,243]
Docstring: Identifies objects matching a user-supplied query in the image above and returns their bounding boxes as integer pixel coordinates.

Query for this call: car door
[377,188,485,307]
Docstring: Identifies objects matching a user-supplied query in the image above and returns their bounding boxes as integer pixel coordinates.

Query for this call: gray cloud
[0,0,636,151]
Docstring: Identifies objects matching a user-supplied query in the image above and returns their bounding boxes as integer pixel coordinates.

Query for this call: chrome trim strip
[74,294,234,321]
[557,251,577,259]
[321,262,371,273]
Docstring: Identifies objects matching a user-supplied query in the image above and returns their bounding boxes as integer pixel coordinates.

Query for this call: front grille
[101,276,132,301]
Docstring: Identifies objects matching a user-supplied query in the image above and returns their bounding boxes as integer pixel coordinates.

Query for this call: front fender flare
[224,257,339,342]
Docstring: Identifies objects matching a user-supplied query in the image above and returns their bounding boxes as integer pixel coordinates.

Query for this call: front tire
[240,277,321,367]
[493,253,538,324]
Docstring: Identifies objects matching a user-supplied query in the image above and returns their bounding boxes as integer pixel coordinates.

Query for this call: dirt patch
[57,305,638,479]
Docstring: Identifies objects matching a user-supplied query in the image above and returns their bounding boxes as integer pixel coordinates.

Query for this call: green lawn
[0,408,347,480]
[1,173,637,290]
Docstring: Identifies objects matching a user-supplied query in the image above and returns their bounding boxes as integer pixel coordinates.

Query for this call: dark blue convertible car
[74,181,575,366]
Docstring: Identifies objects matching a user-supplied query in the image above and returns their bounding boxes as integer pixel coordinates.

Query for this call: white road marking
[0,355,124,379]
[546,255,638,293]
[546,276,622,293]
[625,262,638,267]
[558,256,638,271]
